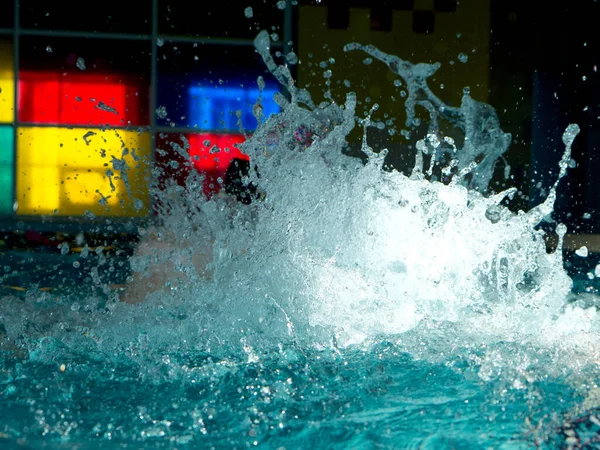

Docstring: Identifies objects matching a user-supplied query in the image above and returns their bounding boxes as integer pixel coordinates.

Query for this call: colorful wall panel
[188,85,279,131]
[19,72,146,126]
[155,132,248,198]
[0,35,276,221]
[0,41,14,124]
[189,133,248,198]
[16,127,151,216]
[187,133,248,173]
[0,126,13,215]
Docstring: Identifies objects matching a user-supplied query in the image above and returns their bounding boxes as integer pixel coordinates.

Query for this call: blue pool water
[2,30,600,450]
[0,293,597,449]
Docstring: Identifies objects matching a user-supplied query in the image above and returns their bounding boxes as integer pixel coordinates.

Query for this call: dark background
[489,0,600,234]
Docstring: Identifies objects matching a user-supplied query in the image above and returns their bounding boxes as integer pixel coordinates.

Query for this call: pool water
[0,333,592,449]
[0,247,598,449]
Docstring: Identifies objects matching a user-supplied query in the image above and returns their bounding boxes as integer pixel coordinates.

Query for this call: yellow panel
[0,41,14,123]
[16,127,151,217]
[298,1,491,142]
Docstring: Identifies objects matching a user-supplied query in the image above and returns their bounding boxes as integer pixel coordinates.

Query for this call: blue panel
[188,85,280,131]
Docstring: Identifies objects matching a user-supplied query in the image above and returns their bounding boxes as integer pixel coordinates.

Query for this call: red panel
[155,132,249,199]
[18,71,147,126]
[187,133,248,172]
[188,133,248,198]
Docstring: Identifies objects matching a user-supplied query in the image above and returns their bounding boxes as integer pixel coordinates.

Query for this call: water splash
[0,30,597,387]
[344,42,512,193]
[224,32,585,347]
[1,27,599,449]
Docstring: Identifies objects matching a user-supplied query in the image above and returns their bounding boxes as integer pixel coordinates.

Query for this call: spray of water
[1,31,598,398]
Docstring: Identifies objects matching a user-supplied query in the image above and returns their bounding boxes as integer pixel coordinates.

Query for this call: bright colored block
[188,85,279,131]
[16,127,151,217]
[19,72,146,126]
[187,133,248,197]
[0,125,13,214]
[187,133,248,172]
[0,41,14,124]
[155,132,249,199]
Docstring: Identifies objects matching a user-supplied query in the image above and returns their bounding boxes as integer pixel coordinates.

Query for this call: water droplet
[427,133,441,148]
[156,106,168,119]
[286,52,298,65]
[76,57,86,71]
[82,131,96,145]
[323,69,332,79]
[458,53,468,63]
[96,102,117,114]
[416,139,429,155]
[485,205,502,224]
